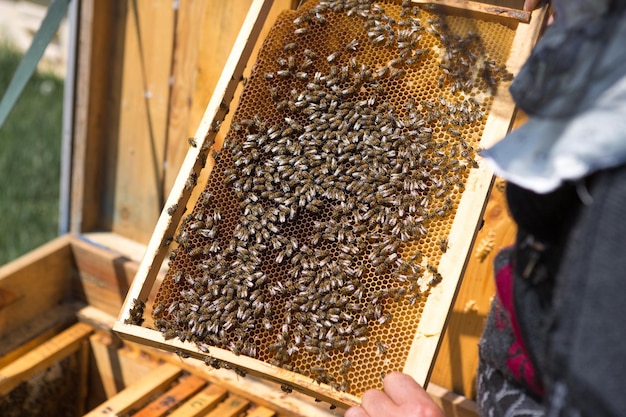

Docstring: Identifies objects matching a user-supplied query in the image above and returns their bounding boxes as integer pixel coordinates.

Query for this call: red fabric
[495,259,544,395]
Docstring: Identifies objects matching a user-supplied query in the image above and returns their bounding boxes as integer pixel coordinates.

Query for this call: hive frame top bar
[114,0,549,410]
[409,0,531,22]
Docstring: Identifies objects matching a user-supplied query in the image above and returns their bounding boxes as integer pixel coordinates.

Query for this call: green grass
[0,46,64,265]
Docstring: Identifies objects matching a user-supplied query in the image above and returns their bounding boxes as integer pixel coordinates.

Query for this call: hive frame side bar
[402,4,549,385]
[115,0,275,325]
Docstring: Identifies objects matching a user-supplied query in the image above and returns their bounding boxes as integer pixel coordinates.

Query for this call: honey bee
[294,27,308,35]
[440,237,449,253]
[345,39,358,51]
[375,339,388,355]
[166,204,178,215]
[327,51,340,63]
[150,303,163,321]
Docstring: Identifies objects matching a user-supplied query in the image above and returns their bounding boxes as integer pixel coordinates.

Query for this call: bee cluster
[152,0,515,396]
[0,357,80,417]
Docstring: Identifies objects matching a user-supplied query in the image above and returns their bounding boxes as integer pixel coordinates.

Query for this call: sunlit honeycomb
[152,0,516,398]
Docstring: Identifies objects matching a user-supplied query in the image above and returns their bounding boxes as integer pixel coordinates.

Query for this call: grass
[0,46,64,265]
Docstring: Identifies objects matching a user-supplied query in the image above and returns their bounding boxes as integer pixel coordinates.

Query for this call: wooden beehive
[113,0,546,408]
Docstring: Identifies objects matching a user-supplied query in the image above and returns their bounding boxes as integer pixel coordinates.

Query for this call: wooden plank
[205,394,251,417]
[411,0,530,22]
[71,0,126,234]
[70,234,139,317]
[88,331,163,400]
[0,235,74,340]
[77,304,118,331]
[185,0,293,157]
[162,0,209,196]
[133,374,207,417]
[0,303,77,365]
[429,171,515,398]
[427,383,478,417]
[78,338,91,416]
[130,345,343,417]
[166,384,228,417]
[117,0,274,317]
[0,322,94,396]
[245,406,278,417]
[113,323,361,407]
[83,362,181,417]
[112,0,176,243]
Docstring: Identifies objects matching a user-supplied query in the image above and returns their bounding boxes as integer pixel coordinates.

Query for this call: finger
[360,387,398,416]
[523,0,540,11]
[382,372,430,407]
[344,406,370,417]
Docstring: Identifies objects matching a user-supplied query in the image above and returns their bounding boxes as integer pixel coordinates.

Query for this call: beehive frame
[113,0,546,408]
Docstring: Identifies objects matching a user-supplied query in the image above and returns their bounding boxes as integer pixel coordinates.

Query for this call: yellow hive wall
[152,0,515,397]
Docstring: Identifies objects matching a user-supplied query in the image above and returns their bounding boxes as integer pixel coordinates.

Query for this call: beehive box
[113,0,545,408]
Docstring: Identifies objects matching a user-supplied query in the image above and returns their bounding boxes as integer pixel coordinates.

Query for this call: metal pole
[59,0,79,235]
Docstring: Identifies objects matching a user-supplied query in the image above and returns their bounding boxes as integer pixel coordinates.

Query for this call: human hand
[523,0,543,11]
[344,372,445,417]
[523,0,554,24]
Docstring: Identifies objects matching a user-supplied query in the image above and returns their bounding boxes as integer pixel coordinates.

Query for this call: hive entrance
[152,0,515,397]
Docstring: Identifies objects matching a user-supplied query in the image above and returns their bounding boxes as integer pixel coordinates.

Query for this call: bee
[294,27,308,35]
[287,55,296,70]
[440,237,449,253]
[340,380,350,392]
[449,128,462,137]
[185,172,198,191]
[314,12,326,24]
[390,68,406,79]
[173,269,184,284]
[372,34,386,45]
[375,339,388,355]
[327,51,340,63]
[389,57,404,68]
[341,86,355,97]
[152,302,165,316]
[124,298,146,325]
[188,137,197,147]
[298,58,314,73]
[304,48,317,59]
[345,39,358,51]
[284,42,298,51]
[175,349,190,359]
[166,204,178,215]
[378,312,392,325]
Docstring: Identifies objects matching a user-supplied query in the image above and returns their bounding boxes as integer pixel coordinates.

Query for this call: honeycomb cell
[152,0,516,398]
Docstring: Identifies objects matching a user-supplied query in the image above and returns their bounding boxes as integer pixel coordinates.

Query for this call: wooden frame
[113,0,548,408]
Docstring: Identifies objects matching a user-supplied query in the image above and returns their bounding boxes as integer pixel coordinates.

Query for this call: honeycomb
[152,0,515,398]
